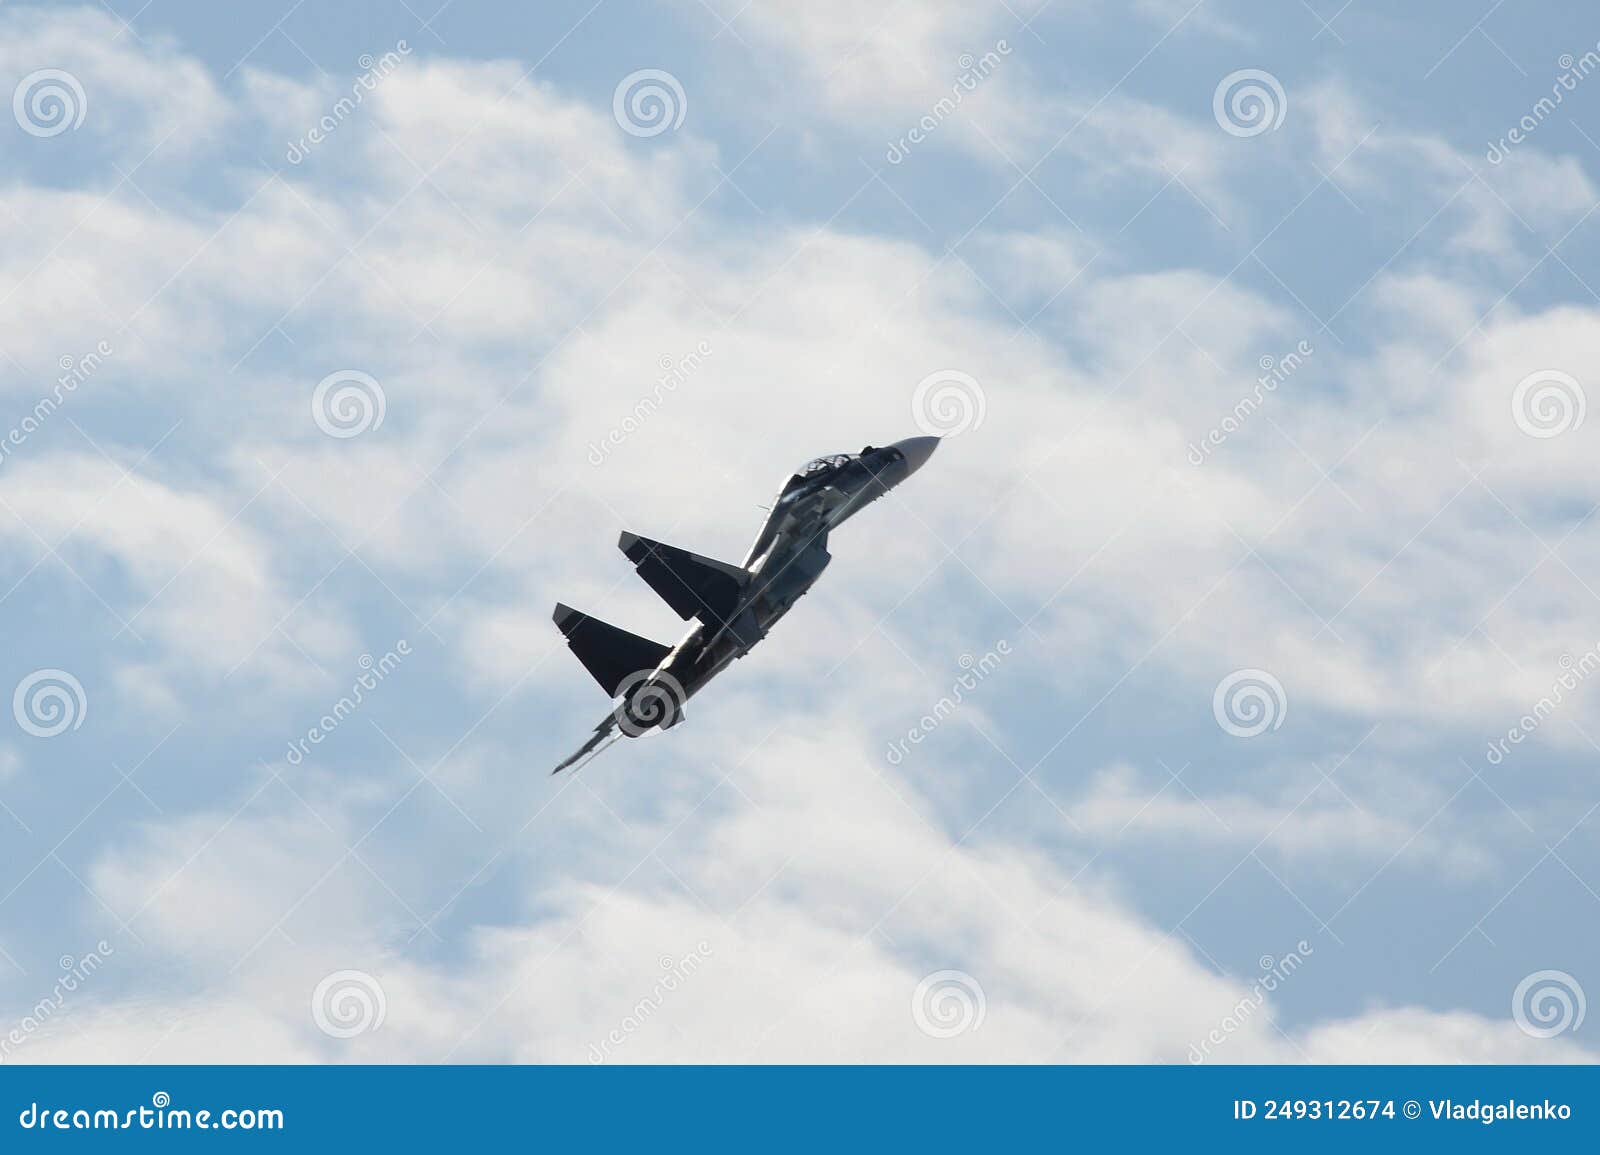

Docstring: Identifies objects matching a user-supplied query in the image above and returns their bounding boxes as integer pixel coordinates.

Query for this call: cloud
[723,0,1032,121]
[0,453,351,687]
[2,3,1599,1067]
[1302,77,1599,271]
[1073,762,1495,876]
[1298,1007,1597,1063]
[0,7,226,161]
[21,720,1598,1064]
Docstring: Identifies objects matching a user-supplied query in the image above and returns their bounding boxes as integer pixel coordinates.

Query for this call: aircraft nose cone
[892,435,940,475]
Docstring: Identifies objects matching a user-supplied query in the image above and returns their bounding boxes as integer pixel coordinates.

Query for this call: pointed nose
[891,435,940,475]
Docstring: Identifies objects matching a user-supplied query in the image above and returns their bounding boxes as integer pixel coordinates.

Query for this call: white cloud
[0,8,227,159]
[724,0,1030,121]
[3,4,1599,1067]
[0,453,351,687]
[1073,762,1493,874]
[1298,1007,1597,1063]
[24,723,1596,1064]
[1303,77,1599,271]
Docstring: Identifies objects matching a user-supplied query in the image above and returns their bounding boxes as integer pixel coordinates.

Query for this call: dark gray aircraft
[550,436,940,772]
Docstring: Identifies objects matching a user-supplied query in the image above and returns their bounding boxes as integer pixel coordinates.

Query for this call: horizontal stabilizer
[552,603,671,698]
[619,532,747,625]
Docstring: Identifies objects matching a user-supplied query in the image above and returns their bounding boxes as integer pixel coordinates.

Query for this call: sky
[0,0,1597,1062]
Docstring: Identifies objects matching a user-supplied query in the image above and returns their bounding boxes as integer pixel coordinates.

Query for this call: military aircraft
[550,436,940,772]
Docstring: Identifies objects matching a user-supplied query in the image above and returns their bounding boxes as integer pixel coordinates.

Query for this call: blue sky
[1,0,1598,1061]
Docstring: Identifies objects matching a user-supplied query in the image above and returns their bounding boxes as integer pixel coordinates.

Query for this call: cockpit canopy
[780,451,856,497]
[779,446,899,498]
[800,453,854,476]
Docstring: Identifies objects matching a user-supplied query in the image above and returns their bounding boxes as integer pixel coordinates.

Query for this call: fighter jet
[550,436,940,772]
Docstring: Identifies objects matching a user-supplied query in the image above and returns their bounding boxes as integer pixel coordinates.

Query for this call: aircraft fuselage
[551,436,939,770]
